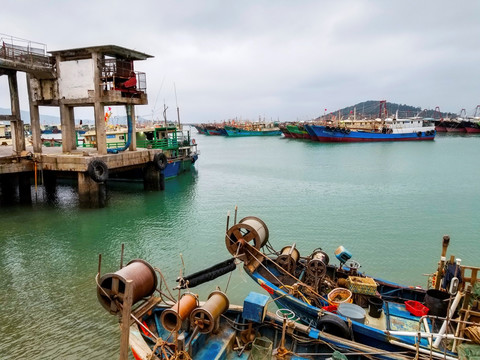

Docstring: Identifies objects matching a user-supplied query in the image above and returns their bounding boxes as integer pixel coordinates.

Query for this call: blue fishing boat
[96,257,408,360]
[82,123,198,179]
[224,214,480,360]
[305,116,436,142]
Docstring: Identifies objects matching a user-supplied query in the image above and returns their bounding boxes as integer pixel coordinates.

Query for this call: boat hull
[205,129,226,136]
[164,156,198,179]
[464,126,480,133]
[305,125,435,142]
[435,126,447,132]
[224,129,282,137]
[245,267,457,359]
[445,127,466,133]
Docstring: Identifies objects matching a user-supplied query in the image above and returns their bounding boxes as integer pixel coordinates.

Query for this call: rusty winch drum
[160,293,199,332]
[225,216,269,256]
[276,245,300,273]
[97,259,157,314]
[307,249,329,277]
[190,290,229,334]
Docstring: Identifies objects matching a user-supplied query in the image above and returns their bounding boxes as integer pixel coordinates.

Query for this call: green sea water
[1,132,479,358]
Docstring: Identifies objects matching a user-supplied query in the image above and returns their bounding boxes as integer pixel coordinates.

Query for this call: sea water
[0,132,479,358]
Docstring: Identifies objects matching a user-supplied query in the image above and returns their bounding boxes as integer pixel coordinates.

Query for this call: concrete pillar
[78,172,106,208]
[8,70,26,155]
[143,163,164,191]
[26,74,42,153]
[92,52,107,155]
[0,174,17,205]
[94,102,107,154]
[128,105,137,151]
[60,103,76,153]
[18,173,32,204]
[43,171,57,204]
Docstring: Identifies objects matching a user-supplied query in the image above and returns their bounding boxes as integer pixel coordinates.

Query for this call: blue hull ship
[305,124,436,142]
[305,115,436,142]
[224,214,479,360]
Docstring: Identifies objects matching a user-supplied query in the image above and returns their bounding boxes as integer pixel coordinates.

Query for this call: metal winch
[160,293,199,332]
[97,259,158,315]
[190,290,229,334]
[225,216,269,258]
[306,248,329,278]
[276,244,300,273]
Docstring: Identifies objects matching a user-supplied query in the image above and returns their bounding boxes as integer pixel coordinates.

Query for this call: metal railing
[78,139,179,149]
[0,33,53,68]
[100,58,147,93]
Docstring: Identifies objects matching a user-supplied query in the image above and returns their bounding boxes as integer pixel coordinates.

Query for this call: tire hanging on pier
[153,152,168,171]
[88,159,109,183]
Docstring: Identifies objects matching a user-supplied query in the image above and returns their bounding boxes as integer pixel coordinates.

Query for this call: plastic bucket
[424,289,450,317]
[367,296,384,318]
[248,336,272,360]
[337,303,366,324]
[327,288,353,305]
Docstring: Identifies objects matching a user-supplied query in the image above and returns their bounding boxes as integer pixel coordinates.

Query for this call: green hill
[319,101,456,119]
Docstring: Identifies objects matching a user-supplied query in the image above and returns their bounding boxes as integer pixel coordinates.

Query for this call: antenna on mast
[174,83,180,127]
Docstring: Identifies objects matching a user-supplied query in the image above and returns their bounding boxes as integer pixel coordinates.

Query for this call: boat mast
[163,102,168,127]
[174,83,181,128]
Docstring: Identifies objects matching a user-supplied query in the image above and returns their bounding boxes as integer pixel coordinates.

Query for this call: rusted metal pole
[119,280,133,360]
[226,211,230,233]
[98,254,102,276]
[435,235,450,290]
[120,244,124,269]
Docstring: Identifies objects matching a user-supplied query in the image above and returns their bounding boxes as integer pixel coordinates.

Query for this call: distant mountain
[318,101,457,120]
[0,107,62,125]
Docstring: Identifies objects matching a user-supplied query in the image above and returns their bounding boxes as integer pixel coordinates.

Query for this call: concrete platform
[0,144,160,174]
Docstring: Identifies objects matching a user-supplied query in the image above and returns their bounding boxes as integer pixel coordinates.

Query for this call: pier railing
[0,33,53,68]
[78,138,180,150]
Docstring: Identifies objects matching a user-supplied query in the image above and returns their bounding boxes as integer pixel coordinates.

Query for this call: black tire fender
[317,314,351,339]
[87,159,109,183]
[153,152,168,171]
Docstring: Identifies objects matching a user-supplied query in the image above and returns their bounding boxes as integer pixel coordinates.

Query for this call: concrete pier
[0,36,161,208]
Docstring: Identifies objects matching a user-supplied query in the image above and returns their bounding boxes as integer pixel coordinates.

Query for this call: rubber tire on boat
[326,126,331,131]
[87,159,109,183]
[335,127,341,132]
[417,131,422,137]
[153,152,168,171]
[317,314,351,339]
[346,129,351,134]
[191,156,196,164]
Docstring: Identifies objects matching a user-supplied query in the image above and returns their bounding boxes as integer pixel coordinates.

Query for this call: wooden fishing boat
[286,124,310,139]
[224,212,480,360]
[224,123,282,137]
[96,254,411,359]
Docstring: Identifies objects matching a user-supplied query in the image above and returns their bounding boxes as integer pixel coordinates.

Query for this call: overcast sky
[2,1,479,123]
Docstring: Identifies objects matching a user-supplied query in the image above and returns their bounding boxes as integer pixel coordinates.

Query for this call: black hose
[176,258,236,289]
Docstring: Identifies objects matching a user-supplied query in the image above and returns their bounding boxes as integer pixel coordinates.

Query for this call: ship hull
[305,125,435,142]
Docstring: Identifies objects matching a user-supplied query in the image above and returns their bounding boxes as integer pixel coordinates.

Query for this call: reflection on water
[1,135,480,358]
